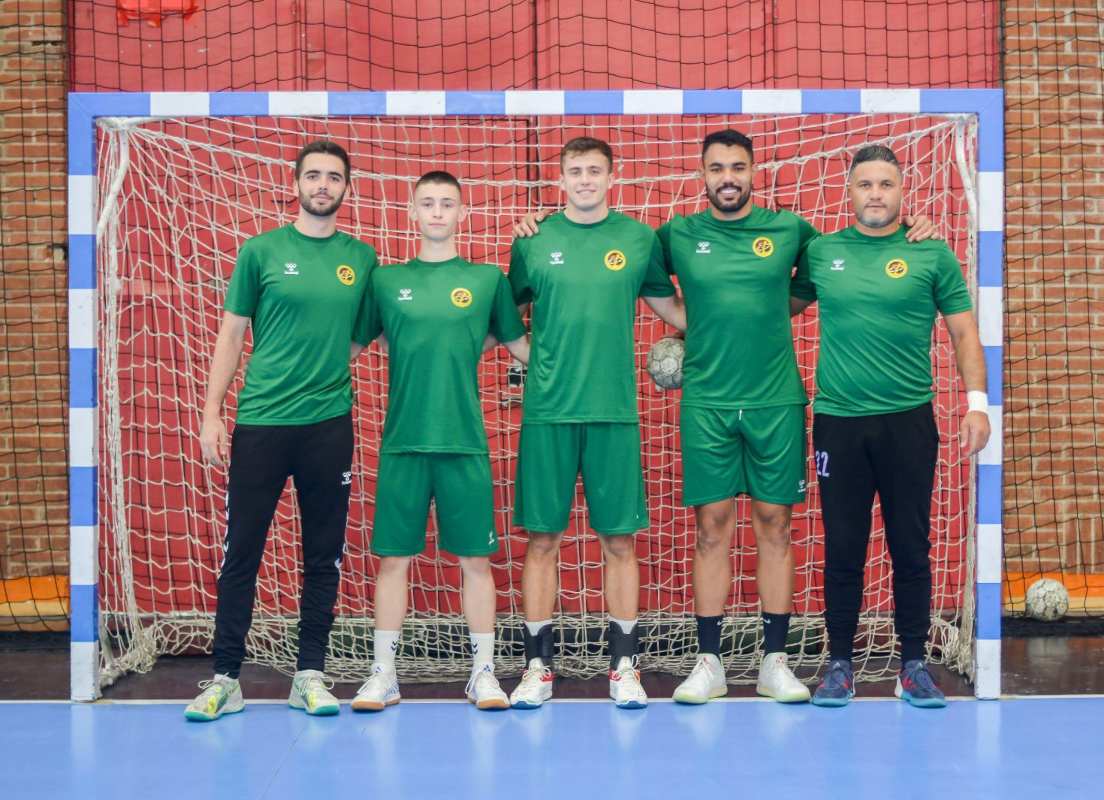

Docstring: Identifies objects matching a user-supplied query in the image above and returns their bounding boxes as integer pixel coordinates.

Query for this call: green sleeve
[489,272,528,344]
[639,232,677,297]
[351,247,380,345]
[655,220,675,274]
[796,215,820,257]
[507,239,533,304]
[933,245,973,315]
[224,240,261,317]
[790,242,818,301]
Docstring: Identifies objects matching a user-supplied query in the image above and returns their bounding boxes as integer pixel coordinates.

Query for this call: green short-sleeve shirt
[508,210,676,424]
[657,206,818,409]
[793,225,973,416]
[366,256,526,454]
[224,225,378,425]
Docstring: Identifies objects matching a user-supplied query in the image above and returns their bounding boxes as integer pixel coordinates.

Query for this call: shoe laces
[298,671,335,696]
[902,661,938,692]
[357,664,393,695]
[691,654,719,680]
[520,663,552,686]
[196,676,232,696]
[613,655,642,681]
[821,660,852,690]
[465,663,496,696]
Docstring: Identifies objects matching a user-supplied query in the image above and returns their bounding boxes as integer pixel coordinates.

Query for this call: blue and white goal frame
[67,88,1004,701]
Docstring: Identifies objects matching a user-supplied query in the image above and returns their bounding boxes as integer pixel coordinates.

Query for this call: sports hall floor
[2,633,1102,799]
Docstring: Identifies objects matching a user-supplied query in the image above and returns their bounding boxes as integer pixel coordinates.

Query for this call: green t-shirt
[793,225,973,417]
[657,206,818,409]
[366,256,526,454]
[224,225,378,425]
[508,210,676,424]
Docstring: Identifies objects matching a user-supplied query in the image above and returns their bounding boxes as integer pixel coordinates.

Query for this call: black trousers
[212,413,353,677]
[812,403,938,664]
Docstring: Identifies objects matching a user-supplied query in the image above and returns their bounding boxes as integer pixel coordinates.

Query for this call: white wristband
[967,391,989,414]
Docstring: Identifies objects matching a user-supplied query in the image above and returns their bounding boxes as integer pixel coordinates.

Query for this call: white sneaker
[351,663,401,712]
[510,659,554,709]
[288,669,341,716]
[756,651,811,703]
[465,663,510,710]
[609,657,647,709]
[672,653,728,704]
[184,674,244,722]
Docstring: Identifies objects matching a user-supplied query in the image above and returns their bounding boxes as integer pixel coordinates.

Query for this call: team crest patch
[450,287,473,308]
[336,264,356,285]
[604,249,627,271]
[885,258,908,279]
[752,236,774,258]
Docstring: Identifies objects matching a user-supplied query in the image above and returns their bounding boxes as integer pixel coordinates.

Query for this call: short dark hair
[560,136,614,170]
[849,144,901,176]
[413,170,462,194]
[294,141,350,181]
[701,129,754,162]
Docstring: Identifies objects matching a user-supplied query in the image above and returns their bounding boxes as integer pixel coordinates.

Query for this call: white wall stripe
[860,88,921,113]
[69,409,96,469]
[67,176,95,237]
[504,90,565,115]
[68,288,96,350]
[977,286,1002,348]
[71,643,100,702]
[623,90,683,114]
[978,409,1002,467]
[268,92,328,116]
[69,525,97,585]
[386,91,446,116]
[741,90,802,114]
[975,639,1001,699]
[976,524,1003,585]
[149,92,211,117]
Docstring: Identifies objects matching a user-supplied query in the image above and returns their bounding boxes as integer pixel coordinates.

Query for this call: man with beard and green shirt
[351,170,529,712]
[187,141,377,722]
[507,137,685,710]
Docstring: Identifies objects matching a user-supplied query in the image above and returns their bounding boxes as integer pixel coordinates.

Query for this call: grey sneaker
[185,674,244,722]
[288,669,340,716]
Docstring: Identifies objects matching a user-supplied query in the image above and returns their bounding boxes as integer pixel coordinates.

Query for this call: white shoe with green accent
[673,653,728,704]
[288,669,341,716]
[352,664,401,712]
[185,674,244,722]
[465,663,509,710]
[756,651,811,703]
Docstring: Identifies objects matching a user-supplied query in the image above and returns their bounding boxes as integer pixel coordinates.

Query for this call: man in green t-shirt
[350,171,529,712]
[791,145,990,709]
[508,137,685,710]
[186,141,378,722]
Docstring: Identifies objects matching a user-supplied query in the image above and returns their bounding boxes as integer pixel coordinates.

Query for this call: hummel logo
[831,259,845,271]
[398,288,413,301]
[549,251,564,266]
[696,241,711,254]
[341,470,352,486]
[284,262,299,275]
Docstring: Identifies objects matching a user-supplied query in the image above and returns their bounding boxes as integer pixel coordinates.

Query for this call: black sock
[761,612,790,653]
[900,638,926,666]
[608,620,639,670]
[696,615,723,657]
[522,624,555,668]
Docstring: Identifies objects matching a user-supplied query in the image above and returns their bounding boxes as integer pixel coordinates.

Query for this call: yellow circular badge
[752,237,774,258]
[604,250,627,271]
[450,287,473,308]
[885,258,908,279]
[336,265,356,286]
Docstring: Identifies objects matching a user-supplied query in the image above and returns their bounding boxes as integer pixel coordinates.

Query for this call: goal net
[92,110,978,687]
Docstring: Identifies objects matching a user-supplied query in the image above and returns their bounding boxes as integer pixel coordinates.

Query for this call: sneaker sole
[288,695,341,716]
[672,687,727,705]
[510,699,547,709]
[184,704,243,723]
[898,690,946,709]
[756,685,811,704]
[613,699,648,709]
[810,694,853,708]
[351,696,400,713]
[472,697,510,711]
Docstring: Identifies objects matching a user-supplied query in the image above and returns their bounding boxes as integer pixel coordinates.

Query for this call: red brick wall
[0,1,69,592]
[1003,1,1104,582]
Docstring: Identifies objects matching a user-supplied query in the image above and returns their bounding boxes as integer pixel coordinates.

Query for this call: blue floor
[3,698,1100,799]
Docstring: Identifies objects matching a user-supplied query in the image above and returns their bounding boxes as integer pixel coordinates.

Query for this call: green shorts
[680,404,808,507]
[372,452,498,557]
[513,422,647,535]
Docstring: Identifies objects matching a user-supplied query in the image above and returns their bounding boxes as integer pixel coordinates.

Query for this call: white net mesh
[93,112,978,686]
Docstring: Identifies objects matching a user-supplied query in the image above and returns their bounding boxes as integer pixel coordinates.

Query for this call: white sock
[374,629,400,669]
[471,632,495,670]
[525,619,553,636]
[610,616,637,635]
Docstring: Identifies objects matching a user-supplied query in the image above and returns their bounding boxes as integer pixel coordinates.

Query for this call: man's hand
[960,410,991,457]
[199,414,230,467]
[903,214,938,242]
[513,209,551,238]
